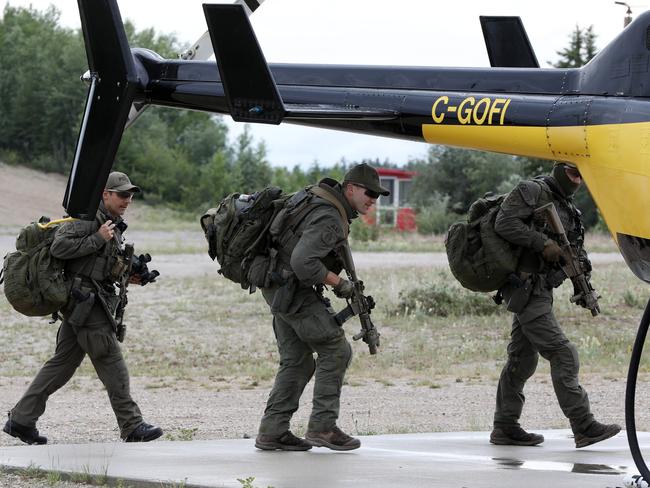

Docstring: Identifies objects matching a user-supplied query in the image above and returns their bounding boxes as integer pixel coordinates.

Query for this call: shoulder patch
[319,216,344,248]
[516,181,542,207]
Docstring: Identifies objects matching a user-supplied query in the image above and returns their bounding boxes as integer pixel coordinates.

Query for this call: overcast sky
[2,0,648,168]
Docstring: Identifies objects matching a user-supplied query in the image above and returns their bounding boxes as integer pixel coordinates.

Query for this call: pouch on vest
[505,276,534,313]
[446,193,521,292]
[67,279,96,329]
[1,216,73,317]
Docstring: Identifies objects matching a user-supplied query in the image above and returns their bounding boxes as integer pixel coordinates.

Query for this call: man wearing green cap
[255,163,389,452]
[3,171,163,445]
[489,162,620,448]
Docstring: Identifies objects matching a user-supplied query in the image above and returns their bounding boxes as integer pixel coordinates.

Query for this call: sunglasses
[109,190,134,200]
[353,184,380,199]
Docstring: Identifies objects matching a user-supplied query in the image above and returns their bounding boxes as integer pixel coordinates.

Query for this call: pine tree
[583,25,598,62]
[554,24,597,68]
[555,25,584,68]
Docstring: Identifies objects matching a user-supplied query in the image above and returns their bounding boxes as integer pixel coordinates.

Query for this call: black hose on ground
[626,297,650,482]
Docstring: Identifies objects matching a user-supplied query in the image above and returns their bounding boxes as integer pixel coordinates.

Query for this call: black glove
[545,267,567,288]
[333,278,354,299]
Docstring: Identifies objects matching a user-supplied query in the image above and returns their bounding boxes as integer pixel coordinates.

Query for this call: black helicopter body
[65,0,650,282]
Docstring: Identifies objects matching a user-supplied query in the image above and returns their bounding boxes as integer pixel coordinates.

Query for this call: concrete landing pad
[0,430,640,487]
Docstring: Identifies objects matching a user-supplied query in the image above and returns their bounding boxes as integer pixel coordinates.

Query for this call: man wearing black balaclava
[488,162,620,449]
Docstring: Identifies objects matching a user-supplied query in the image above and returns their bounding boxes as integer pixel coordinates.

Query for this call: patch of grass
[623,289,648,309]
[237,476,274,488]
[165,427,199,441]
[1,261,646,387]
[392,277,503,317]
[19,463,46,479]
[69,464,91,483]
[46,470,61,484]
[128,204,197,232]
[350,232,445,252]
[159,480,187,488]
[414,380,442,389]
[351,410,378,436]
[145,381,173,390]
[4,462,112,487]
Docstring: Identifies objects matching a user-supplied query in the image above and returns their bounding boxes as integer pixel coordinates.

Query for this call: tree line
[0,5,602,231]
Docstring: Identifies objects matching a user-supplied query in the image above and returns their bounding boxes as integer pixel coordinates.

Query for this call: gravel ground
[0,372,643,487]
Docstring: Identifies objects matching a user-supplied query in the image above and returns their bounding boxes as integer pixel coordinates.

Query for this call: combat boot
[305,426,361,451]
[3,419,47,445]
[490,425,544,446]
[255,431,312,451]
[574,421,621,448]
[124,422,163,442]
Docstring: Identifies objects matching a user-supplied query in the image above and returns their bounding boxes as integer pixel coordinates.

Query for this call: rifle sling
[309,186,350,238]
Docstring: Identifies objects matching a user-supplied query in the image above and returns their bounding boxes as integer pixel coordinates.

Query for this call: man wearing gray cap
[255,163,389,452]
[3,171,163,445]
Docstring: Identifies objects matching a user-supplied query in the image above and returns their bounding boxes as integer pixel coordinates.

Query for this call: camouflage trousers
[494,288,594,433]
[259,288,352,435]
[10,303,143,439]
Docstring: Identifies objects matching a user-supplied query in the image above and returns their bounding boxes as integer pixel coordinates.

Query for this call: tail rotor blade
[63,0,137,219]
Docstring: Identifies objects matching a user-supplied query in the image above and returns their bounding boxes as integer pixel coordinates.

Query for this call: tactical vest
[520,175,585,274]
[64,211,129,286]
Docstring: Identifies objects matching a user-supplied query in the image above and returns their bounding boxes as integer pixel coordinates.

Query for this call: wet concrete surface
[0,430,639,487]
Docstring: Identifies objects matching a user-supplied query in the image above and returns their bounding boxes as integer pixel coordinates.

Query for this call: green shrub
[393,281,503,317]
[414,193,457,235]
[351,220,380,242]
[623,289,648,309]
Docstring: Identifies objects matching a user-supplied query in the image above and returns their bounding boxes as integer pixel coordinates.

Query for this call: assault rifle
[114,243,135,342]
[334,243,381,354]
[535,202,601,316]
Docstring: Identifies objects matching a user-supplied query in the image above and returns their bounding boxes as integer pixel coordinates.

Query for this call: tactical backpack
[201,184,347,291]
[1,217,74,316]
[445,193,522,292]
[200,186,286,290]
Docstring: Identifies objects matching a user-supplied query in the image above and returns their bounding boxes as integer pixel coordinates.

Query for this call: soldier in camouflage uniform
[3,172,163,445]
[254,163,389,452]
[490,163,620,448]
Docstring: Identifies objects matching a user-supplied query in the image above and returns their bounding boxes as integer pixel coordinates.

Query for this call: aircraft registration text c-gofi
[63,0,650,284]
[430,96,512,126]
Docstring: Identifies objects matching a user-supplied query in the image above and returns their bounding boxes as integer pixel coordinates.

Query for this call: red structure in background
[362,168,417,232]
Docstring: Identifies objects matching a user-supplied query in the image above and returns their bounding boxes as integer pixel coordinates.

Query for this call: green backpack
[1,217,74,316]
[200,187,285,290]
[201,185,348,291]
[445,193,522,292]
